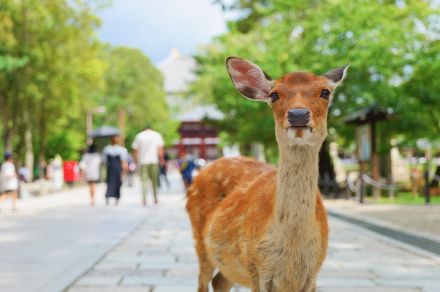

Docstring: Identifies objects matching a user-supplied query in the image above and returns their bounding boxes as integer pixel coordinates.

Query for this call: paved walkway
[2,174,439,292]
[0,176,184,292]
[325,200,440,241]
[68,195,440,292]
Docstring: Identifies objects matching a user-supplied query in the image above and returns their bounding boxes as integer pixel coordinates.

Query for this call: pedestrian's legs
[89,182,96,206]
[161,166,170,188]
[147,164,160,204]
[0,192,7,204]
[164,171,170,188]
[0,191,17,211]
[0,192,7,209]
[11,191,17,211]
[183,177,191,191]
[140,165,149,205]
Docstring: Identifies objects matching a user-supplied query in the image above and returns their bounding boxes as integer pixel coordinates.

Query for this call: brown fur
[187,58,346,292]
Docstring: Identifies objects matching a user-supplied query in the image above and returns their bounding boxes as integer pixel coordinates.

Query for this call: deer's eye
[320,89,331,100]
[270,92,279,102]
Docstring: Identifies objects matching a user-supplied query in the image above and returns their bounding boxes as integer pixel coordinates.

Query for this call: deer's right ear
[226,57,272,101]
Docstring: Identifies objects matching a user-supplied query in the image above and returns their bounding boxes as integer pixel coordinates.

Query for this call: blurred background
[0,0,439,291]
[1,0,439,203]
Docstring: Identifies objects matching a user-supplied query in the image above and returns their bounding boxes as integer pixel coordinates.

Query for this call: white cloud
[97,0,228,63]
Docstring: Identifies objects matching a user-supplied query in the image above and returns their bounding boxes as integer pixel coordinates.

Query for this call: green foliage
[192,0,440,153]
[374,192,440,205]
[45,131,84,161]
[0,0,174,168]
[0,0,107,159]
[100,46,177,147]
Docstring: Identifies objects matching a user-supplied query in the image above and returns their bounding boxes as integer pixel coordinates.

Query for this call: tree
[0,0,106,172]
[100,46,177,147]
[191,0,440,162]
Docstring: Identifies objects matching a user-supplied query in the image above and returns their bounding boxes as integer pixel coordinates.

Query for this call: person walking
[178,152,197,191]
[50,155,64,191]
[80,144,102,206]
[132,124,164,205]
[0,151,18,211]
[103,136,128,205]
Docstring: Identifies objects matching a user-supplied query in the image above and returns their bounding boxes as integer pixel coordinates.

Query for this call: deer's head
[226,57,348,149]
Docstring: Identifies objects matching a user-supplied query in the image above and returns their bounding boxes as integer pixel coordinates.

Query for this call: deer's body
[187,57,348,291]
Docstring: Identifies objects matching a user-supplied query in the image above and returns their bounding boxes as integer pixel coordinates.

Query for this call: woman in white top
[0,152,18,211]
[80,144,101,206]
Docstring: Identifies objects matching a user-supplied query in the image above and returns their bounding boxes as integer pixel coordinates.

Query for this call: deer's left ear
[324,64,349,87]
[226,57,272,101]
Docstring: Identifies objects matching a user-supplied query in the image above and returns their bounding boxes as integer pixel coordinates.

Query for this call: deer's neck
[274,145,320,231]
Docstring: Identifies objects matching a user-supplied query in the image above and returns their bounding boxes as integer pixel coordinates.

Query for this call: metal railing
[346,173,396,202]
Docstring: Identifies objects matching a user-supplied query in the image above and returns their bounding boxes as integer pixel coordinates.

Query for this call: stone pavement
[0,179,173,292]
[325,200,440,241]
[68,195,440,292]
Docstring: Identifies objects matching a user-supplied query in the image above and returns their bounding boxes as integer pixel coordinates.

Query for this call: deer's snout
[287,109,310,127]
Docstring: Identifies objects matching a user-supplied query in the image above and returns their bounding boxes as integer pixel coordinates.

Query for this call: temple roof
[343,104,394,125]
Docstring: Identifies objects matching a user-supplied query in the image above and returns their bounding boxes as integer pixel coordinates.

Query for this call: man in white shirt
[132,125,165,205]
[0,151,18,211]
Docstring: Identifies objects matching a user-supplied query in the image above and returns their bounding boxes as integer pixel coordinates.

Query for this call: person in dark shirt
[178,153,197,190]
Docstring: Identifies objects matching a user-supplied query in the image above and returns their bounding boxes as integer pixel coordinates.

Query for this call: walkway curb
[327,208,440,259]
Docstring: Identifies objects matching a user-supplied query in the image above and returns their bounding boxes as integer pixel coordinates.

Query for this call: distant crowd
[0,124,201,211]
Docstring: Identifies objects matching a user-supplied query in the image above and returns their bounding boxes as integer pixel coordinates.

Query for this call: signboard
[356,124,371,162]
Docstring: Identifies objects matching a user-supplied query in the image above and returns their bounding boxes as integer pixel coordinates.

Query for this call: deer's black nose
[287,109,310,127]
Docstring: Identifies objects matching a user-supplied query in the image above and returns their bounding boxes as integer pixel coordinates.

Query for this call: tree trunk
[319,139,338,197]
[25,124,34,181]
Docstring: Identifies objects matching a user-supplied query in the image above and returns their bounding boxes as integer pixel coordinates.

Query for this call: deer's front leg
[256,270,274,292]
[248,262,260,292]
[301,276,317,292]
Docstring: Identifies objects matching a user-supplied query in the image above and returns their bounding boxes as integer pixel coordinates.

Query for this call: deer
[186,56,348,292]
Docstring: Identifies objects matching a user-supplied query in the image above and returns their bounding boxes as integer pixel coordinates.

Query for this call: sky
[97,0,230,64]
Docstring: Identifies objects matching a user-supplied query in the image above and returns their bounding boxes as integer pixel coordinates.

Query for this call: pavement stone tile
[317,277,376,287]
[318,287,422,292]
[75,275,121,286]
[165,267,199,277]
[121,275,197,286]
[152,286,197,292]
[69,287,152,292]
[94,261,138,270]
[375,278,440,288]
[138,262,194,270]
[103,254,176,264]
[138,247,170,254]
[319,268,375,278]
[88,268,165,277]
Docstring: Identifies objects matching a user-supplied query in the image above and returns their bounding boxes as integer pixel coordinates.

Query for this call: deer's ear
[324,64,349,87]
[226,57,272,101]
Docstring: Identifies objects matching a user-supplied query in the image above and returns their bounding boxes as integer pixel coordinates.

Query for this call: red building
[177,120,219,160]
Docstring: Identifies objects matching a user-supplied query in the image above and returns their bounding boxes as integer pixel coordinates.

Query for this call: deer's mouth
[287,126,312,140]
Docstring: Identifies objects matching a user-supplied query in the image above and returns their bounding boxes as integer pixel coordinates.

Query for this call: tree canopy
[100,46,177,147]
[192,0,440,159]
[0,0,173,172]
